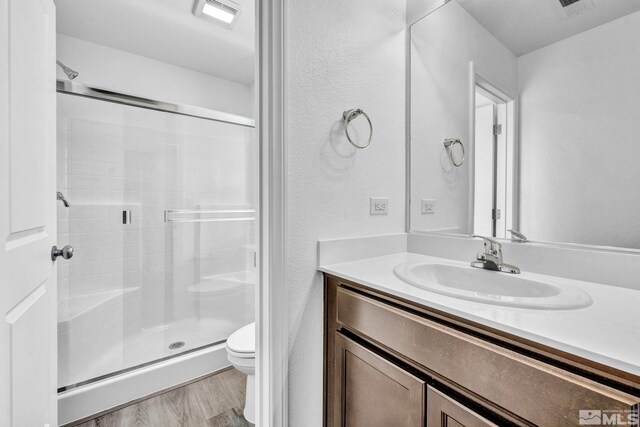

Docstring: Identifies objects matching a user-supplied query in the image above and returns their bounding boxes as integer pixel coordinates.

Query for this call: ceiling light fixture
[193,0,242,29]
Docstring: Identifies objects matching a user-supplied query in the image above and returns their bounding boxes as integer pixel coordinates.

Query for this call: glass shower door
[120,105,256,370]
[57,88,256,390]
[57,93,126,390]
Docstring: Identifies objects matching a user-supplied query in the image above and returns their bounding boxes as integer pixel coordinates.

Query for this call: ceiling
[456,0,640,56]
[55,0,255,84]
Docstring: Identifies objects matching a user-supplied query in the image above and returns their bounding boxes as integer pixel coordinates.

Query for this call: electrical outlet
[370,197,388,215]
[421,199,435,214]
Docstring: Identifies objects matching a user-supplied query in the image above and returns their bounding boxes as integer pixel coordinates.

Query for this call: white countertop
[319,252,640,377]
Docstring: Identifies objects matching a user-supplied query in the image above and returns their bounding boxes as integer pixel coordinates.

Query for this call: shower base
[58,340,230,426]
[59,315,239,390]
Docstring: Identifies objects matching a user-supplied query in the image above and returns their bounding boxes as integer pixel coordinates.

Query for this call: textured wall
[286,0,407,424]
[410,1,517,234]
[56,34,254,117]
[518,10,640,249]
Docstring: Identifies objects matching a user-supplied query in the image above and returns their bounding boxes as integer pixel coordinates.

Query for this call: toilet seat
[227,347,255,360]
[226,322,255,356]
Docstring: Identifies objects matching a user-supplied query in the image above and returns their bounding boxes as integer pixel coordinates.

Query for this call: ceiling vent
[193,0,242,29]
[553,0,595,18]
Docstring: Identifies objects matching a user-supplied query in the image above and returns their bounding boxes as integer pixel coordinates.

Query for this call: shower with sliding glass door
[55,81,256,423]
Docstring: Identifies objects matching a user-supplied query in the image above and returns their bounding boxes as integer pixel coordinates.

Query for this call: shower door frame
[56,80,255,128]
[257,0,288,425]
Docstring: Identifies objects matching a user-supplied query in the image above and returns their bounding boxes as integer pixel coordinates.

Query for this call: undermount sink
[393,262,593,310]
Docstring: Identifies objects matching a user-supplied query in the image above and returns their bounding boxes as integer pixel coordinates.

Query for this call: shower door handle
[51,245,74,261]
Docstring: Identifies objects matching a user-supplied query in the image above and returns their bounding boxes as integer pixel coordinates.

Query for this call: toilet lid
[227,322,255,354]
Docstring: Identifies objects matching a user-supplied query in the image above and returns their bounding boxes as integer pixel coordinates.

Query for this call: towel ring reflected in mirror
[343,108,373,149]
[443,138,465,167]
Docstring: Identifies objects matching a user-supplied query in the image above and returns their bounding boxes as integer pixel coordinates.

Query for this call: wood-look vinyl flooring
[74,368,252,427]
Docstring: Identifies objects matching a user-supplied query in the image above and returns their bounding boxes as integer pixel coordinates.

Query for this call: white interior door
[0,0,58,426]
[473,103,495,237]
[494,103,508,239]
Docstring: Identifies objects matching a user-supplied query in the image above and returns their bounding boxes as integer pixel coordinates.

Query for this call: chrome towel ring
[443,138,465,167]
[343,108,373,149]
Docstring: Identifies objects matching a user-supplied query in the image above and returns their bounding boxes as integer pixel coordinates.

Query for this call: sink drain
[168,341,185,350]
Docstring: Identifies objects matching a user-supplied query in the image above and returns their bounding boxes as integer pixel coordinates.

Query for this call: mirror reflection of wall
[410,0,517,236]
[410,0,640,250]
[518,7,640,249]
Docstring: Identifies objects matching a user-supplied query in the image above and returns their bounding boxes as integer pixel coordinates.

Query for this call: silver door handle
[51,245,74,261]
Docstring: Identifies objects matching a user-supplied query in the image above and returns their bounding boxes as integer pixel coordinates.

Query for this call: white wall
[407,0,449,25]
[518,11,640,248]
[56,34,254,117]
[410,1,517,234]
[285,0,407,424]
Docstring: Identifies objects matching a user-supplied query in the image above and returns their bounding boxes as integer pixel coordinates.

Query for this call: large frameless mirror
[408,0,640,250]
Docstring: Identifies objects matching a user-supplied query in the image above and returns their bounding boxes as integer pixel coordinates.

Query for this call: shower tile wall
[57,95,255,388]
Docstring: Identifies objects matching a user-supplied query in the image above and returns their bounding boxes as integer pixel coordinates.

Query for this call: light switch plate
[421,199,435,214]
[370,197,388,215]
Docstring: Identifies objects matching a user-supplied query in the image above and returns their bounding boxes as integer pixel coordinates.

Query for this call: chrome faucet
[471,235,520,274]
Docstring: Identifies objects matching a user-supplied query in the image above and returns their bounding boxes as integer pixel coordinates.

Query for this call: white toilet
[226,322,256,424]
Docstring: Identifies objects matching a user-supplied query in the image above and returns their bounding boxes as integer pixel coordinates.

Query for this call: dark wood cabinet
[331,331,493,427]
[323,274,640,427]
[333,333,425,427]
[427,387,495,427]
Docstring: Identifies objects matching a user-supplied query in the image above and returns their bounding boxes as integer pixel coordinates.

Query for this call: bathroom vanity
[321,258,640,426]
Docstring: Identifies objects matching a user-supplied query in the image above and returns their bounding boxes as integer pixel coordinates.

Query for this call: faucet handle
[508,229,528,242]
[57,191,70,208]
[471,235,502,255]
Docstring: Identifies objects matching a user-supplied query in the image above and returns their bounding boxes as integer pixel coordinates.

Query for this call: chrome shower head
[56,60,79,80]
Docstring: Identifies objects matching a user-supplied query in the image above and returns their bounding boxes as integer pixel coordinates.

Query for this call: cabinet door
[333,333,426,427]
[427,387,497,427]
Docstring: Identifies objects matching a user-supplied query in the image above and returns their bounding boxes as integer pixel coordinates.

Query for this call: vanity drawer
[335,286,640,426]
